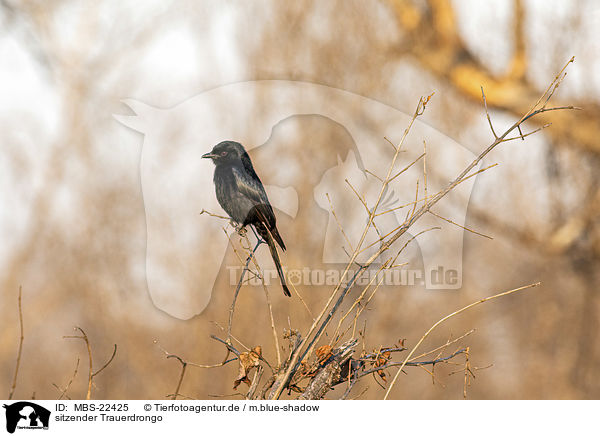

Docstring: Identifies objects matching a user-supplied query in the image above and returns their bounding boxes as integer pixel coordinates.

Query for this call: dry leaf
[316,345,333,365]
[233,346,262,389]
[375,350,392,382]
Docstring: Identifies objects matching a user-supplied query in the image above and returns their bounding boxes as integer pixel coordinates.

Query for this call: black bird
[203,141,291,297]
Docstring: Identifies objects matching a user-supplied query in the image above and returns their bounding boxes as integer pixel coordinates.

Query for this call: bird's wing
[231,165,270,206]
[231,165,282,238]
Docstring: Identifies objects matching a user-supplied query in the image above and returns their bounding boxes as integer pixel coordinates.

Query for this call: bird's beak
[202,152,218,159]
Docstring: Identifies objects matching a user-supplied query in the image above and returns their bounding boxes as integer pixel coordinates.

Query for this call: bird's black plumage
[203,141,290,297]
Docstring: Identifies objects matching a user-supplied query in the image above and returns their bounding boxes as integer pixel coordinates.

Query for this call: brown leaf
[375,351,391,367]
[316,345,333,365]
[233,346,262,390]
[374,349,392,383]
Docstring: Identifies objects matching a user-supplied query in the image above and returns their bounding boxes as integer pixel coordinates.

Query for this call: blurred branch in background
[388,0,600,155]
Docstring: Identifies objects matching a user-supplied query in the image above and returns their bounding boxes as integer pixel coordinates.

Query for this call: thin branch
[227,238,262,345]
[92,344,117,377]
[345,178,371,216]
[288,280,315,321]
[391,227,442,265]
[155,339,237,368]
[246,366,264,400]
[340,368,360,400]
[8,286,24,400]
[166,355,187,400]
[410,329,476,361]
[64,327,118,400]
[383,136,399,152]
[502,123,552,142]
[358,346,408,361]
[64,327,93,400]
[210,335,241,357]
[199,208,231,221]
[248,238,282,368]
[374,194,434,217]
[326,192,354,253]
[331,260,390,345]
[405,179,420,222]
[156,339,237,400]
[356,347,466,379]
[457,163,499,184]
[481,87,498,139]
[365,169,383,182]
[462,347,471,398]
[212,322,250,352]
[428,210,493,239]
[388,152,425,184]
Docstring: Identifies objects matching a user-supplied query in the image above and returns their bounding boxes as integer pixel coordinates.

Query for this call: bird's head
[202,141,247,165]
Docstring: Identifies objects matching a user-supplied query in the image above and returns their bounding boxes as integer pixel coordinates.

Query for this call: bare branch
[248,241,282,368]
[199,208,231,221]
[166,355,187,400]
[64,327,118,400]
[481,87,499,139]
[428,210,493,239]
[64,327,93,400]
[326,192,354,253]
[92,344,117,378]
[226,238,262,346]
[8,286,24,400]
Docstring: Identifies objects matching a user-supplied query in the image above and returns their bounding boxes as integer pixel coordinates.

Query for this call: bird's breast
[213,166,254,224]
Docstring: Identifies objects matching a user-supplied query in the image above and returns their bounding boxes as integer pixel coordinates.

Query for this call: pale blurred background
[1,0,599,400]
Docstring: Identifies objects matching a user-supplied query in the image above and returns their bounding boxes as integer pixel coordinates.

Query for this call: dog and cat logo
[3,402,50,433]
[116,81,479,319]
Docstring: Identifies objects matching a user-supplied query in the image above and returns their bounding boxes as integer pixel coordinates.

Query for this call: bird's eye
[220,151,228,157]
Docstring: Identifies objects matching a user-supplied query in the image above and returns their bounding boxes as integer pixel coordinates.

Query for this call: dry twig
[8,286,24,400]
[64,327,117,400]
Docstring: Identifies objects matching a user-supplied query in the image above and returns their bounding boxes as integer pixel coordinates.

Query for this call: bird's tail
[262,227,291,297]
